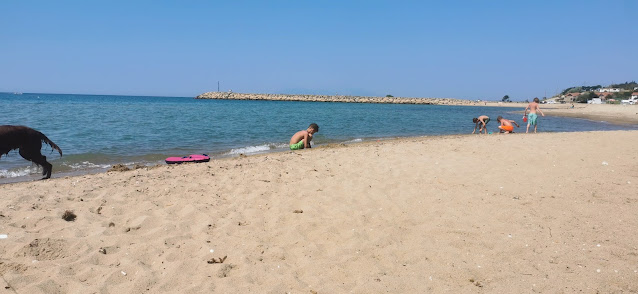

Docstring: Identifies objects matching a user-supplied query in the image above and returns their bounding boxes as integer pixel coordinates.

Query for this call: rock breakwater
[196,92,477,105]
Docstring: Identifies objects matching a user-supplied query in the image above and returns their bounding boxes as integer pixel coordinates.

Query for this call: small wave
[344,138,363,143]
[0,166,40,178]
[225,143,288,156]
[0,160,118,179]
[62,161,114,170]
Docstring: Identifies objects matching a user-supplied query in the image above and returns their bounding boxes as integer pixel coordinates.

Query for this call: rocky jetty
[195,92,477,105]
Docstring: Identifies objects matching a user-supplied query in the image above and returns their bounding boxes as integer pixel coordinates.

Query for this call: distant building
[562,92,584,102]
[621,93,638,105]
[598,88,621,93]
[597,92,614,100]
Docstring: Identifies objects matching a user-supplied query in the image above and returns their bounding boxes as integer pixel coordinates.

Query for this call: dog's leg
[18,147,34,162]
[19,147,53,179]
[35,155,53,179]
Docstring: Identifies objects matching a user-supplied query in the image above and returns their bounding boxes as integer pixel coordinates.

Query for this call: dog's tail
[40,133,63,157]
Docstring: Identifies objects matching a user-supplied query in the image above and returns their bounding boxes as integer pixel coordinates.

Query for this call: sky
[1,0,636,100]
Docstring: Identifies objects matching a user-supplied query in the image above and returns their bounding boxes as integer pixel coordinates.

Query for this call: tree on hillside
[581,85,602,92]
[576,92,597,103]
[386,94,394,97]
[561,87,581,95]
[615,92,631,99]
[561,85,601,95]
[610,81,638,90]
[502,95,510,102]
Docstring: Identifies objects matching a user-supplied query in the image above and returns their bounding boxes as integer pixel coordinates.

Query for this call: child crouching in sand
[290,123,319,150]
[497,116,519,133]
[472,115,490,134]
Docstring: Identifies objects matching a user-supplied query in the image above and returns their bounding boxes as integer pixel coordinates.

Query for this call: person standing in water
[523,97,545,133]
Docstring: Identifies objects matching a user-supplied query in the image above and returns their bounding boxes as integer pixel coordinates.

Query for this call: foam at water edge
[344,138,363,143]
[0,166,40,178]
[0,161,140,179]
[63,161,115,170]
[225,143,289,155]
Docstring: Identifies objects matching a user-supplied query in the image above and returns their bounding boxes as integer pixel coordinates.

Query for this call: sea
[1,92,636,183]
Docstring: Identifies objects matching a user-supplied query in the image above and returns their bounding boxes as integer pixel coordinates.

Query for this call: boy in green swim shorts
[289,123,319,150]
[523,97,545,133]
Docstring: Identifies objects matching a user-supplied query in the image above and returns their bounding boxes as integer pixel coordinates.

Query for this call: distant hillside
[559,81,636,96]
[609,81,638,90]
[560,85,601,95]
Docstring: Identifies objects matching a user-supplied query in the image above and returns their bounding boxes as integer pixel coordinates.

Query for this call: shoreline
[1,99,635,184]
[1,130,637,292]
[0,125,630,185]
[0,136,412,185]
[1,124,635,185]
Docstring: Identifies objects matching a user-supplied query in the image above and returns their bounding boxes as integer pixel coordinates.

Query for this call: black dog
[0,125,63,179]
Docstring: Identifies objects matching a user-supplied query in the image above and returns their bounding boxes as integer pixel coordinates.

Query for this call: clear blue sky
[1,0,636,100]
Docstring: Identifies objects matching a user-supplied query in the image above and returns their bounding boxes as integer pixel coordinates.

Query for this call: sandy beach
[1,130,637,293]
[540,104,638,125]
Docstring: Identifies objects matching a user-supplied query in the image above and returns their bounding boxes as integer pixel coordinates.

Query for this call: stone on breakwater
[195,92,476,105]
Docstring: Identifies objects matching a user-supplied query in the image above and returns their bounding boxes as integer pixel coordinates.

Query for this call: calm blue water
[1,93,636,181]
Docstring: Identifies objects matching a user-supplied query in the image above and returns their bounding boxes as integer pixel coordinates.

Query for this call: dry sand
[1,131,638,293]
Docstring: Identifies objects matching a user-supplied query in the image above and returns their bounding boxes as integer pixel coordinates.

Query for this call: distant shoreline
[196,92,638,124]
[195,91,526,107]
[195,92,638,124]
[541,104,638,125]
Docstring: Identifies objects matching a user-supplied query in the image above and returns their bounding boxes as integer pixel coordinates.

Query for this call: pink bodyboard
[165,154,210,164]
